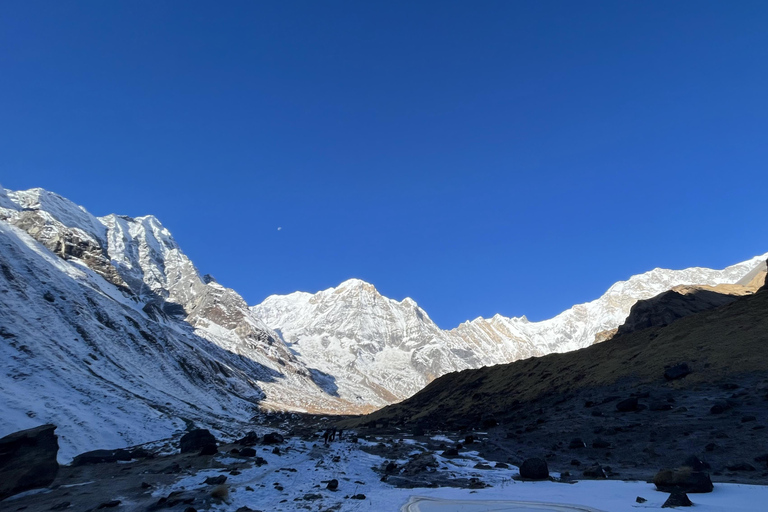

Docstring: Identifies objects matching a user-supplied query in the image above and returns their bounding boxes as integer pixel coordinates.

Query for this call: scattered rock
[616,397,639,412]
[239,447,256,457]
[442,448,459,457]
[262,432,284,445]
[272,447,281,455]
[662,491,693,508]
[96,501,121,509]
[179,429,216,454]
[303,493,322,500]
[726,463,756,471]
[664,363,691,381]
[72,448,132,466]
[741,415,757,423]
[204,475,227,485]
[570,459,581,466]
[236,431,259,446]
[592,439,610,449]
[495,462,509,469]
[350,493,366,499]
[653,467,713,493]
[636,497,647,504]
[519,458,549,480]
[568,438,586,449]
[0,424,59,501]
[327,478,339,491]
[710,403,731,415]
[683,455,709,471]
[582,464,606,479]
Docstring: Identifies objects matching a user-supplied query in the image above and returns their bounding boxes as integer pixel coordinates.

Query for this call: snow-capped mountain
[1,185,765,459]
[0,187,358,459]
[254,254,767,406]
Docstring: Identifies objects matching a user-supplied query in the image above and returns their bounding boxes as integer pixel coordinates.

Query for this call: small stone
[350,493,366,499]
[204,475,227,485]
[519,458,549,480]
[636,497,647,503]
[326,478,339,491]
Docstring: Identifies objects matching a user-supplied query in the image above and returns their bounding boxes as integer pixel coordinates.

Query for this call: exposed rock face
[0,424,59,500]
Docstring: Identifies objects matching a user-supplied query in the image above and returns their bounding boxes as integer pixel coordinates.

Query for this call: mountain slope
[254,254,768,406]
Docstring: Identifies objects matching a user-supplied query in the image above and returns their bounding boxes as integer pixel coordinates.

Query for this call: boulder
[664,363,691,381]
[262,432,284,445]
[179,429,216,454]
[582,464,606,479]
[204,475,227,485]
[236,432,259,446]
[0,424,59,501]
[326,478,339,491]
[72,449,132,466]
[519,458,549,480]
[653,467,713,493]
[616,397,639,412]
[662,492,693,508]
[568,438,586,449]
[239,447,256,457]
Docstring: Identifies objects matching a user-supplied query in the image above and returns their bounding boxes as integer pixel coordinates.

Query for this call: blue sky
[1,1,767,328]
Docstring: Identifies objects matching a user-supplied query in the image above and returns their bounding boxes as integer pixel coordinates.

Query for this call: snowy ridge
[0,188,364,459]
[254,254,768,406]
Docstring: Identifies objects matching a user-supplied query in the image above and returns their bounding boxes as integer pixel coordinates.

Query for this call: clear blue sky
[1,1,767,328]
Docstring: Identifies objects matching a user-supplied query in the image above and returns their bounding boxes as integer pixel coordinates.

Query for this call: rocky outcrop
[0,424,59,501]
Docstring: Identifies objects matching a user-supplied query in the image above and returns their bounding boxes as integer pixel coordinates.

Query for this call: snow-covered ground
[152,434,767,512]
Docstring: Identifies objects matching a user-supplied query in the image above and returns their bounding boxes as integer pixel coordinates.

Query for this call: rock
[464,435,475,444]
[141,482,152,489]
[350,493,366,499]
[653,468,713,493]
[236,431,259,446]
[710,403,731,415]
[650,402,674,411]
[664,363,691,381]
[204,475,227,485]
[262,432,284,445]
[327,478,339,491]
[199,443,218,455]
[662,492,693,508]
[683,455,709,471]
[72,449,132,466]
[0,424,59,501]
[97,501,121,509]
[582,464,606,479]
[636,497,647,504]
[401,453,438,475]
[705,443,717,452]
[742,415,757,423]
[592,439,610,449]
[568,438,586,449]
[254,456,268,466]
[726,463,756,471]
[239,447,256,457]
[184,508,197,512]
[272,447,281,455]
[179,429,216,454]
[303,493,322,500]
[51,502,71,510]
[442,448,459,457]
[616,397,639,412]
[474,463,493,470]
[495,462,509,469]
[519,458,549,480]
[570,459,581,466]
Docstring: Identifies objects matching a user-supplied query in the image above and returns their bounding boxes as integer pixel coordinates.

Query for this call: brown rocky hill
[349,273,768,482]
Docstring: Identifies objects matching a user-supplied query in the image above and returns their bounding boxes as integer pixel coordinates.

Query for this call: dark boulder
[616,397,639,412]
[710,402,732,415]
[262,432,284,445]
[72,449,132,466]
[662,492,693,508]
[239,447,256,457]
[519,458,549,480]
[0,424,59,501]
[582,464,606,479]
[442,448,459,457]
[683,455,709,471]
[664,363,691,381]
[179,429,216,454]
[236,432,259,446]
[204,475,227,485]
[199,444,218,456]
[326,478,339,491]
[654,468,713,493]
[568,438,586,449]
